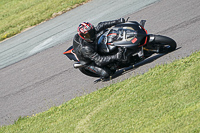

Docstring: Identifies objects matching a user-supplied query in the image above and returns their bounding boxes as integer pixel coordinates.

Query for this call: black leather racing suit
[73,19,123,78]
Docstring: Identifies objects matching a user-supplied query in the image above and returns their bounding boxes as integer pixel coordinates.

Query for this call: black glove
[117,18,125,24]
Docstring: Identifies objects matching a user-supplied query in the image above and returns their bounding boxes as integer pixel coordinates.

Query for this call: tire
[79,67,100,77]
[153,35,177,53]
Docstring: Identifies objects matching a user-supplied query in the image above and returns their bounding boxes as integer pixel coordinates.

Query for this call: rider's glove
[117,18,125,24]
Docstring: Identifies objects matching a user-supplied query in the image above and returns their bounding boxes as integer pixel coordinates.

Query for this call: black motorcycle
[63,20,176,78]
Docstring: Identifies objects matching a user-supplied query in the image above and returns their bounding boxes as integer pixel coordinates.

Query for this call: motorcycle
[63,19,177,78]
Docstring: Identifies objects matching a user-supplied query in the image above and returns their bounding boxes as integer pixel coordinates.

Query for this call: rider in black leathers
[73,18,125,78]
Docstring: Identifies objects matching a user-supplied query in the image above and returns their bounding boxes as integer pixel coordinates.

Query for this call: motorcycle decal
[88,67,97,73]
[131,38,137,43]
[63,49,72,54]
[63,48,79,61]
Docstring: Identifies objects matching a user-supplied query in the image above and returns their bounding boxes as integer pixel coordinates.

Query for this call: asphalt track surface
[1,0,200,126]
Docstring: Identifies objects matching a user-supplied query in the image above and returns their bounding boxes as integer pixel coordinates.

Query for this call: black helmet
[77,22,95,42]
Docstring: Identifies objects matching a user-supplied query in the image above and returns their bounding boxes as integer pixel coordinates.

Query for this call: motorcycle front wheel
[151,35,177,53]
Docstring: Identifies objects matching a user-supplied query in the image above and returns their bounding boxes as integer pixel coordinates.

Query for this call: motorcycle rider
[73,18,125,78]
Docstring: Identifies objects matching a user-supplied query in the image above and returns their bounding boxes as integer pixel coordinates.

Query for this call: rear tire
[79,67,100,77]
[153,35,177,53]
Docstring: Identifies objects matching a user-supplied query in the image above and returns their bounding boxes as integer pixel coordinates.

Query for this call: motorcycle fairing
[114,21,148,47]
[63,46,79,61]
[97,21,148,54]
[138,25,148,47]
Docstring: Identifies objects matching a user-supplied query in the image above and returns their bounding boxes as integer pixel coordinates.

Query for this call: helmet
[77,22,96,42]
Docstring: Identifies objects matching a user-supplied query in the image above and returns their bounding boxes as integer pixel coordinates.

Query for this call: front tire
[153,35,177,53]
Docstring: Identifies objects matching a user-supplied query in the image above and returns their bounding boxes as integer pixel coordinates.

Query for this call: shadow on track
[94,47,181,83]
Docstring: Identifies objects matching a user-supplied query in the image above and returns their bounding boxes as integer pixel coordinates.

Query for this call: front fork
[143,34,160,53]
[138,46,144,58]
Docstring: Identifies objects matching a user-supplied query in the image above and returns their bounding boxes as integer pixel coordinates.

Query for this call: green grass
[1,51,200,132]
[0,0,90,42]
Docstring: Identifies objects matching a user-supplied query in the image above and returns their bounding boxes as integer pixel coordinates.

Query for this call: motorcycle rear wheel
[79,67,100,77]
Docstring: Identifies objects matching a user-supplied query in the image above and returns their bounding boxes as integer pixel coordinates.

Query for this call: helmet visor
[81,28,95,42]
[83,32,91,40]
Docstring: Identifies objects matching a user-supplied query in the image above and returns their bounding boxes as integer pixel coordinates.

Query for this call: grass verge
[0,0,90,42]
[1,51,200,132]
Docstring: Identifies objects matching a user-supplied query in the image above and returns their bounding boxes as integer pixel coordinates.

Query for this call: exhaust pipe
[73,62,84,68]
